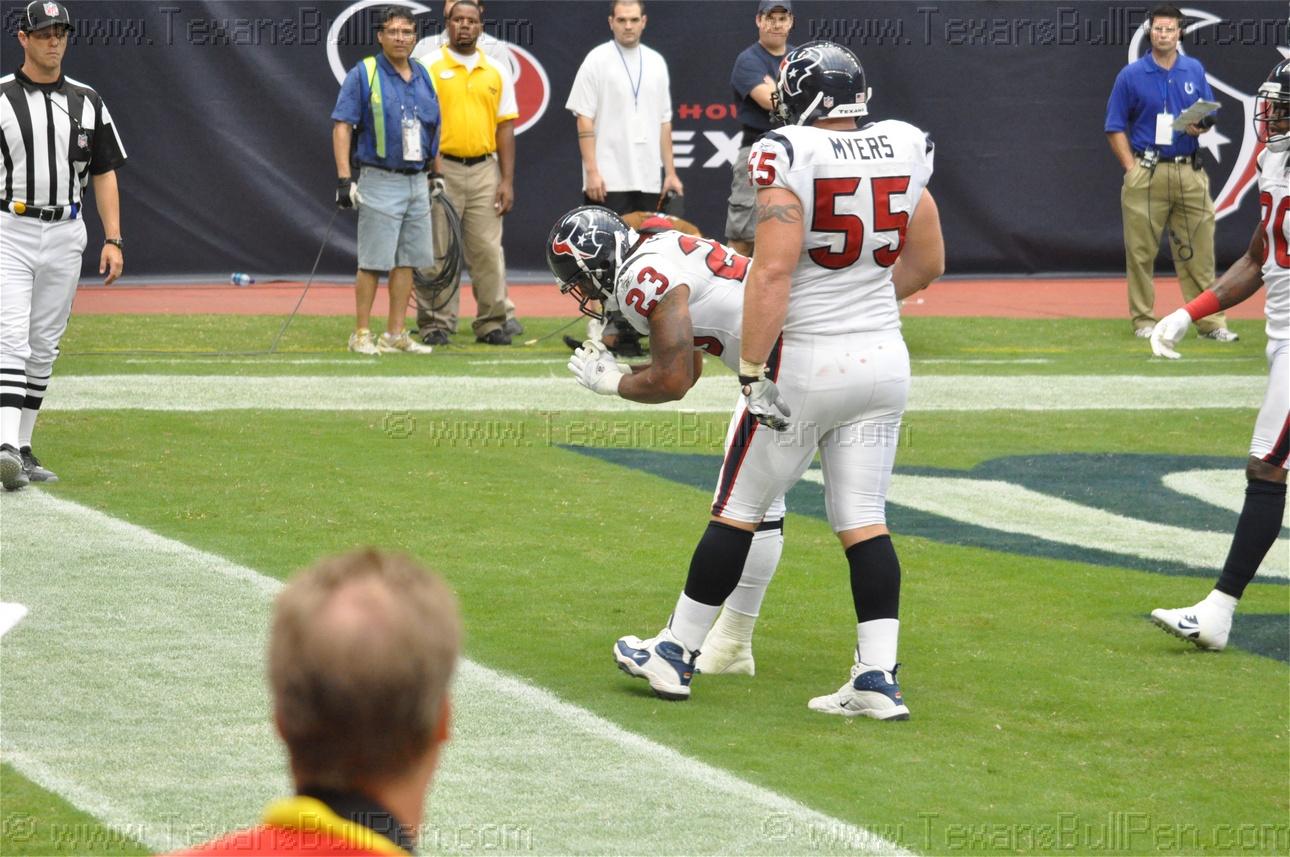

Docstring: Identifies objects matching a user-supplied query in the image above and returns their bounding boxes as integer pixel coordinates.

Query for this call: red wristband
[1185,290,1221,321]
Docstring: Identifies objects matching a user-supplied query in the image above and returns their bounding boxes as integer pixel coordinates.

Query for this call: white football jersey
[1258,148,1289,341]
[748,119,934,335]
[614,231,750,373]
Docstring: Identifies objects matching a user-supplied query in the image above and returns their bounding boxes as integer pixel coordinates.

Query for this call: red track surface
[72,277,1266,320]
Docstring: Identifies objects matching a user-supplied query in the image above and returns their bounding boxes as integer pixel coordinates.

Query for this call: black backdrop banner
[1,0,1282,279]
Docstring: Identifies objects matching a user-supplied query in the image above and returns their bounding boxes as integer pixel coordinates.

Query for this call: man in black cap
[0,1,127,490]
[724,0,794,256]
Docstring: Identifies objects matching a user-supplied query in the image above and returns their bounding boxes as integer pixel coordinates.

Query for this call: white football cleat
[348,329,380,356]
[1150,604,1231,651]
[696,611,756,676]
[377,331,434,354]
[614,627,696,700]
[808,662,910,720]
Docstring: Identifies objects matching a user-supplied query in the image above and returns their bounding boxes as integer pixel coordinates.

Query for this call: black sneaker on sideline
[0,443,29,490]
[504,318,524,336]
[476,328,512,345]
[19,446,58,483]
[422,329,451,346]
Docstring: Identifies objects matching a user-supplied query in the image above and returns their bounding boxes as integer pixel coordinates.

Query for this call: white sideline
[0,491,902,856]
[45,373,1265,412]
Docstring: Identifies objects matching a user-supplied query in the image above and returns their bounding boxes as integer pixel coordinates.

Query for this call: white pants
[1251,338,1289,466]
[0,214,86,378]
[711,330,910,531]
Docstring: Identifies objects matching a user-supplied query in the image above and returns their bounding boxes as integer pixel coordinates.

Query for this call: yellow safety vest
[361,56,434,160]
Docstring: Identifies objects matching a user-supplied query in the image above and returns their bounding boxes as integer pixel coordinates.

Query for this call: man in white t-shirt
[566,0,683,215]
[565,0,683,356]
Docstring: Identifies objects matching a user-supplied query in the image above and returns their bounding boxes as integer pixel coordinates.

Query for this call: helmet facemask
[1255,83,1290,154]
[548,208,636,320]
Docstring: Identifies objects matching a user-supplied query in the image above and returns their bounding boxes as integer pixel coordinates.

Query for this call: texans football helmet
[546,206,636,319]
[1255,58,1290,153]
[772,41,871,127]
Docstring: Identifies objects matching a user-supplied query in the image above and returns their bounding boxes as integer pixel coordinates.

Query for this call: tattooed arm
[741,187,804,368]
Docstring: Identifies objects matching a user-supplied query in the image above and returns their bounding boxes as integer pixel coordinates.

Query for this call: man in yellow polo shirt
[418,0,518,346]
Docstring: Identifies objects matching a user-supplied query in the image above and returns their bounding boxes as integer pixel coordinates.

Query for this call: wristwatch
[104,238,124,250]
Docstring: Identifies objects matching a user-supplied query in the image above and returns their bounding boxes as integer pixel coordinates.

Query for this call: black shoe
[19,446,58,483]
[609,337,645,358]
[476,328,512,345]
[422,329,451,346]
[504,318,525,336]
[0,443,28,490]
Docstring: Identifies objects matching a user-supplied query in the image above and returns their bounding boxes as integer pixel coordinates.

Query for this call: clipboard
[1173,100,1219,131]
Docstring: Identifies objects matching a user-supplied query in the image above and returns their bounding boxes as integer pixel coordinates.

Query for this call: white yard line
[0,492,902,856]
[45,374,1265,412]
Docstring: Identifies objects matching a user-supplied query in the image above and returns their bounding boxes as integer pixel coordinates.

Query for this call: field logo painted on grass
[570,449,1289,660]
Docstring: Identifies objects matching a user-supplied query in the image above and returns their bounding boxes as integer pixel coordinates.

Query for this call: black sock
[1215,478,1287,599]
[846,535,901,622]
[682,521,754,606]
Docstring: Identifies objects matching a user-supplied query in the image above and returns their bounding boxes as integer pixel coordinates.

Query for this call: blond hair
[269,549,462,789]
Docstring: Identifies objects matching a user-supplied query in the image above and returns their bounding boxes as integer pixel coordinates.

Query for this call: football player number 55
[809,176,911,270]
[750,151,777,186]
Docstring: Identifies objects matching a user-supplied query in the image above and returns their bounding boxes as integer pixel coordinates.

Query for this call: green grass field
[1,313,1286,856]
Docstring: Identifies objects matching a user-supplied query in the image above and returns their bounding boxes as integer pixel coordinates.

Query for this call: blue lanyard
[614,43,642,108]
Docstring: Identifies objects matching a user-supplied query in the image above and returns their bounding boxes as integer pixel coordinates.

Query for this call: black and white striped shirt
[0,68,126,209]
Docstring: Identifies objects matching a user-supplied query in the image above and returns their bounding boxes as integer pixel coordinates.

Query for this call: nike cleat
[614,627,696,700]
[808,662,910,720]
[1150,605,1230,651]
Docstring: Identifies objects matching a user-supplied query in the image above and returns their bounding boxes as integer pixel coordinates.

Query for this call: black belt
[442,153,492,166]
[1134,151,1199,165]
[2,200,79,221]
[360,163,424,175]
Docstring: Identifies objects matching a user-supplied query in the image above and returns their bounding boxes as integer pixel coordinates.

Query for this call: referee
[0,1,126,490]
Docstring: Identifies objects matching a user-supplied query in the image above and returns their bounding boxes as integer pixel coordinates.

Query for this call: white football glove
[741,376,791,431]
[1151,307,1193,360]
[568,339,624,396]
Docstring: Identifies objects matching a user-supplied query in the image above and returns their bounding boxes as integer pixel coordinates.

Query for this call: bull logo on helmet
[779,46,825,99]
[550,211,606,262]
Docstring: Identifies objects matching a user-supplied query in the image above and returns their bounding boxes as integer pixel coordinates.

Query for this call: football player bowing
[1147,60,1290,651]
[604,41,945,719]
[547,205,781,678]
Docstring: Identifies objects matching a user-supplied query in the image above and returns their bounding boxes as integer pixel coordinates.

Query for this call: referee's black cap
[20,0,75,33]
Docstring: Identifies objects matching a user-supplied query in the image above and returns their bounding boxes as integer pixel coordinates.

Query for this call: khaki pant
[415,156,512,337]
[1120,161,1225,333]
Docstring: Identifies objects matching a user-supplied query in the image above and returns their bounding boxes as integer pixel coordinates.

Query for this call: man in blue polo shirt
[724,0,794,257]
[332,5,439,355]
[1105,3,1234,342]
